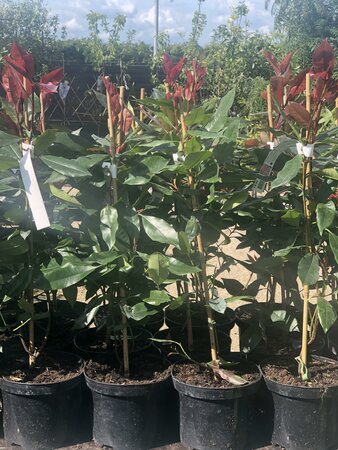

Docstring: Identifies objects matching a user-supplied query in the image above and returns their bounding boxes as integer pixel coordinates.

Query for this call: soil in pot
[0,351,86,450]
[263,356,338,450]
[85,352,179,450]
[172,359,261,450]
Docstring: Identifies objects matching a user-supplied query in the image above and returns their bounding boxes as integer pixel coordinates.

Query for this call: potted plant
[258,39,338,450]
[138,53,262,450]
[0,43,100,449]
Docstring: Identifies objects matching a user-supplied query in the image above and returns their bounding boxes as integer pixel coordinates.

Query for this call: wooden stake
[335,98,338,126]
[184,281,194,351]
[23,77,29,131]
[267,84,274,142]
[117,86,125,148]
[306,74,311,115]
[106,82,129,378]
[181,113,218,364]
[39,93,46,133]
[140,88,145,123]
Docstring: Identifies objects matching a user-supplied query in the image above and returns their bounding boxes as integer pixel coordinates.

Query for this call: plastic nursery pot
[172,359,262,450]
[0,351,85,450]
[190,302,236,333]
[153,325,232,363]
[85,359,179,450]
[263,356,338,450]
[74,326,153,360]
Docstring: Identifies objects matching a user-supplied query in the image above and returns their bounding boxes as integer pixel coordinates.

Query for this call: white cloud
[64,18,85,32]
[46,0,274,43]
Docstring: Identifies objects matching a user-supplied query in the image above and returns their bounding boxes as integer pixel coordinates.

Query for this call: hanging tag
[20,149,50,230]
[252,144,283,194]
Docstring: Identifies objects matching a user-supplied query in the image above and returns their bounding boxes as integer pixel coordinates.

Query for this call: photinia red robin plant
[1,42,63,137]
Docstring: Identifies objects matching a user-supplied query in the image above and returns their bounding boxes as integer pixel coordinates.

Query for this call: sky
[46,0,274,44]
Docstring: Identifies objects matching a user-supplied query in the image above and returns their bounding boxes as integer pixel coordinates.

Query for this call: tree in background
[203,2,274,114]
[265,0,338,67]
[0,0,64,70]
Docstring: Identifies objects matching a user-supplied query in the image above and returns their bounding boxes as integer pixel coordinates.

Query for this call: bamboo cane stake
[184,281,194,351]
[300,73,312,375]
[23,77,29,130]
[140,88,145,123]
[181,113,218,364]
[106,83,130,377]
[335,98,338,126]
[39,93,46,133]
[267,84,274,142]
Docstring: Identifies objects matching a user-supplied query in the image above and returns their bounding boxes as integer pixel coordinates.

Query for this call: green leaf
[223,191,248,211]
[143,290,170,306]
[168,257,201,275]
[281,209,302,227]
[49,184,81,206]
[329,231,338,264]
[124,156,169,185]
[37,256,96,290]
[63,286,78,306]
[148,253,169,285]
[317,297,337,333]
[316,201,336,236]
[206,88,236,132]
[183,151,212,170]
[271,155,302,189]
[178,231,191,255]
[209,297,227,314]
[0,130,22,147]
[141,215,179,246]
[185,107,210,127]
[123,303,158,321]
[41,155,91,178]
[185,137,202,154]
[185,216,200,240]
[0,158,19,171]
[100,205,118,250]
[297,254,320,286]
[0,235,28,258]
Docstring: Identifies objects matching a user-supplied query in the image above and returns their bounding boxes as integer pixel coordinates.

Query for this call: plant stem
[266,84,274,142]
[106,83,130,377]
[184,280,194,351]
[39,92,46,133]
[181,113,218,364]
[139,88,145,123]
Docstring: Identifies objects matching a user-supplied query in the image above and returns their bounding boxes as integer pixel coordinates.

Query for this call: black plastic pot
[172,360,262,450]
[0,352,84,449]
[153,325,231,363]
[85,366,178,449]
[74,326,153,360]
[263,356,338,450]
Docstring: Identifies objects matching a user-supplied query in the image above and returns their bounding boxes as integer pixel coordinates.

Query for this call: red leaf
[284,102,311,127]
[280,51,294,75]
[122,107,133,135]
[40,67,63,84]
[163,53,187,85]
[310,39,335,79]
[2,63,32,110]
[101,76,121,123]
[263,50,280,75]
[7,42,34,79]
[270,76,285,106]
[287,69,308,101]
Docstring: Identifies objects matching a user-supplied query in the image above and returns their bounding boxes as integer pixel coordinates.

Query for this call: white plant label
[253,142,278,193]
[20,148,50,230]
